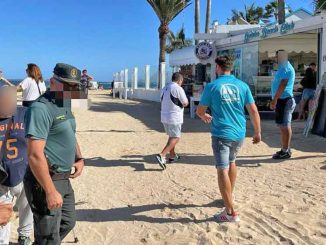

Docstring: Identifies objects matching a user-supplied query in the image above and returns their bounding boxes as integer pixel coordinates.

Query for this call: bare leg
[280,126,292,149]
[161,138,179,157]
[228,162,237,193]
[298,99,307,120]
[170,147,176,159]
[217,169,235,215]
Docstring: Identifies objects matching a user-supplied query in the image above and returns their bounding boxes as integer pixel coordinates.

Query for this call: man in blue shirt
[197,56,261,223]
[0,84,33,245]
[270,50,296,159]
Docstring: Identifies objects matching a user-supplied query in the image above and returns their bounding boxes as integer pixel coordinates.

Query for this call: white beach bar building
[169,10,326,136]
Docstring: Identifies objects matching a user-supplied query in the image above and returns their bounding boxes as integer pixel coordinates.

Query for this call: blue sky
[0,0,314,81]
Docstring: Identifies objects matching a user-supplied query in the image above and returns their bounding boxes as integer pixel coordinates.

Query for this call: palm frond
[146,0,191,24]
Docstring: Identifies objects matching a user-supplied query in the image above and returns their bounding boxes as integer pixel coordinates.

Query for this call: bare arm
[71,141,84,179]
[0,77,14,87]
[196,105,212,123]
[182,99,189,107]
[0,204,13,225]
[246,103,261,144]
[270,79,288,109]
[27,138,63,209]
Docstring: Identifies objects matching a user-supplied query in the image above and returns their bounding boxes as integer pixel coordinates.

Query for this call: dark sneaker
[168,154,180,163]
[155,154,167,170]
[18,236,32,245]
[272,150,292,159]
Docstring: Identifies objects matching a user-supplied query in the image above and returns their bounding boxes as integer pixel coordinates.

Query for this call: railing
[112,62,175,102]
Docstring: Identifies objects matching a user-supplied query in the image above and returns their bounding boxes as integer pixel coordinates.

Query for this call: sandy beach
[10,90,326,245]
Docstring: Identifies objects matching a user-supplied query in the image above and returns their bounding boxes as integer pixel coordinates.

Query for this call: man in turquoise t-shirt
[197,56,261,223]
[270,50,296,160]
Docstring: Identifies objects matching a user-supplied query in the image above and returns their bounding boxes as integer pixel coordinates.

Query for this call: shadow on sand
[90,99,326,154]
[89,100,210,133]
[85,153,325,171]
[76,200,223,224]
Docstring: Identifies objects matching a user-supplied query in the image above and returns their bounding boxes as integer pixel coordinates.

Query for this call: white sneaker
[214,209,240,223]
[155,154,167,170]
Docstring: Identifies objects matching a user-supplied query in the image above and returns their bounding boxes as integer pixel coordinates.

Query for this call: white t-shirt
[20,77,47,101]
[161,82,189,125]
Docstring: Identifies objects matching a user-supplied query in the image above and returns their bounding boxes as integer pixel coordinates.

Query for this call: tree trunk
[205,0,211,34]
[158,24,168,89]
[195,0,200,45]
[278,0,285,24]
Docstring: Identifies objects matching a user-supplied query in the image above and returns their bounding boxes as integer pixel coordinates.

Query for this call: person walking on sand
[24,63,85,245]
[156,72,189,170]
[269,50,296,159]
[197,55,261,222]
[1,64,47,107]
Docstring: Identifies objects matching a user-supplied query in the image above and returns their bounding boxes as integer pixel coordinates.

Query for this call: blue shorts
[302,89,315,101]
[211,137,243,170]
[275,98,296,127]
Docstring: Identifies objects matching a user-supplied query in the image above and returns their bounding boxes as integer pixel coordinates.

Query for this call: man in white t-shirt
[156,72,189,170]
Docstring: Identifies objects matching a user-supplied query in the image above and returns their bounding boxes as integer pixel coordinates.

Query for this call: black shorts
[275,97,296,126]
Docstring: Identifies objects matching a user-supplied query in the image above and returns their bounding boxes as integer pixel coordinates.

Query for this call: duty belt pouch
[275,97,291,124]
[0,118,13,184]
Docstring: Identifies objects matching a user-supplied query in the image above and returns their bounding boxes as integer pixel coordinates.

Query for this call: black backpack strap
[170,93,184,109]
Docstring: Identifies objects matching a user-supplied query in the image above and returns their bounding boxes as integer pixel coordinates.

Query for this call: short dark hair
[82,69,87,73]
[310,62,316,67]
[172,72,183,82]
[276,49,286,55]
[215,55,234,71]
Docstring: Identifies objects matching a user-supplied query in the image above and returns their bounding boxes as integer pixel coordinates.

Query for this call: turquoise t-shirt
[200,75,255,141]
[271,61,295,99]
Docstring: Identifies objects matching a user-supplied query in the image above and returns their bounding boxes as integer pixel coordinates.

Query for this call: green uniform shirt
[25,92,77,172]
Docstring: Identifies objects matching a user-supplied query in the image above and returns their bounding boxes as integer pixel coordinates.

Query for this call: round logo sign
[195,42,214,60]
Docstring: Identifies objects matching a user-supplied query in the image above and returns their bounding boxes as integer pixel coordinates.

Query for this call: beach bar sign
[245,21,295,43]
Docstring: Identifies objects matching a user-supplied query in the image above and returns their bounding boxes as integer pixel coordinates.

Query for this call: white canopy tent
[259,32,318,57]
[168,46,200,67]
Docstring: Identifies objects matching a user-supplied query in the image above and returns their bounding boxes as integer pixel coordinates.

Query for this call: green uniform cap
[53,63,81,84]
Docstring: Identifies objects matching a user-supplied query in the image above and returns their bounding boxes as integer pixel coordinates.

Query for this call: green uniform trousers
[24,170,76,245]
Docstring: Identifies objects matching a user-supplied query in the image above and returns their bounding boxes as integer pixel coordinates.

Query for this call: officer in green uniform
[24,63,85,245]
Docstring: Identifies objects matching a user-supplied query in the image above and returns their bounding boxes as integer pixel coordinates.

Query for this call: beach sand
[10,90,326,244]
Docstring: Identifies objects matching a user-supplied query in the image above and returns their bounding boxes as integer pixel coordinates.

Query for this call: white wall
[128,88,161,102]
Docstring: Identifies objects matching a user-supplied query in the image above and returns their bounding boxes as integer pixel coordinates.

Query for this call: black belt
[50,171,71,181]
[22,100,35,107]
[25,167,71,181]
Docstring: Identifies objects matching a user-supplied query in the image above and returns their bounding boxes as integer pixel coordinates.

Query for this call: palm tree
[195,0,200,44]
[230,4,264,24]
[264,1,292,22]
[277,0,285,24]
[205,0,211,33]
[166,26,193,53]
[147,0,191,88]
[313,0,326,12]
